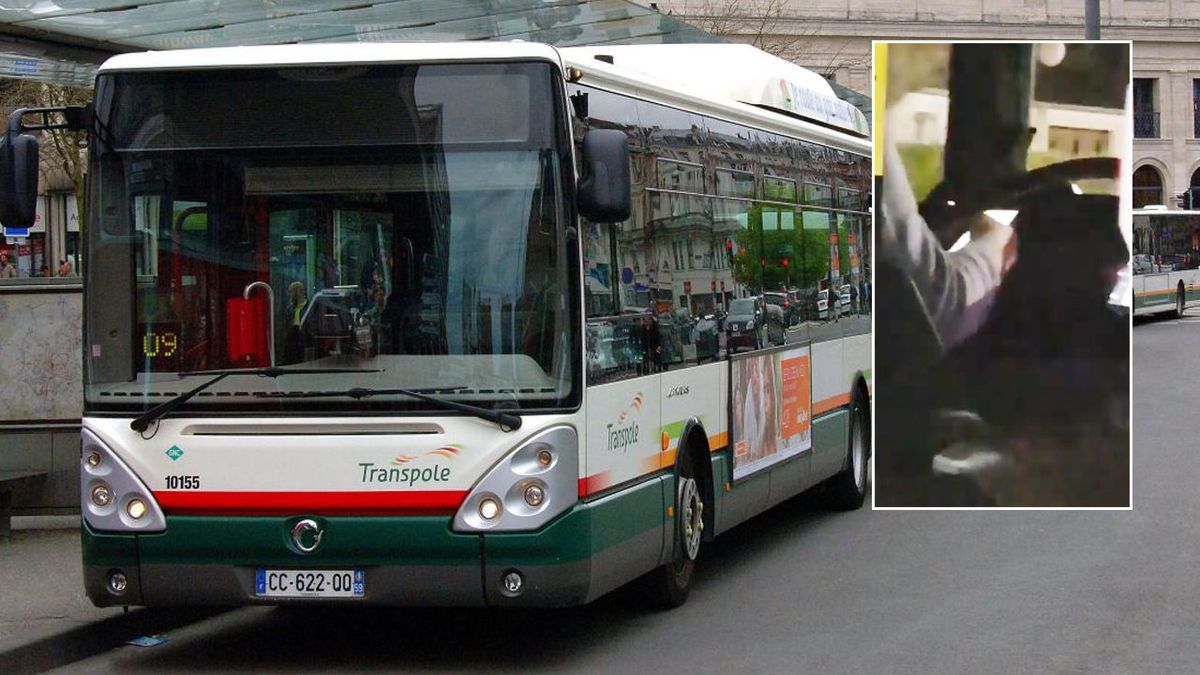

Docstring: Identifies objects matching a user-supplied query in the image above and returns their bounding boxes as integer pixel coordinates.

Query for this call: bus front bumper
[82,507,597,608]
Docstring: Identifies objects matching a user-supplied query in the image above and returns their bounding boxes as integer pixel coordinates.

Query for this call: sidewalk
[0,523,123,654]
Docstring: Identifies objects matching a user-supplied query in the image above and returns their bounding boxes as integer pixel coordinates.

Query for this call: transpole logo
[392,444,463,465]
[358,445,463,486]
[608,392,643,453]
[616,392,643,423]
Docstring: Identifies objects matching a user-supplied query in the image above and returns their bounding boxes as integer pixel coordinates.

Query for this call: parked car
[839,284,852,314]
[816,289,830,320]
[725,297,765,352]
[764,291,796,327]
[726,296,785,352]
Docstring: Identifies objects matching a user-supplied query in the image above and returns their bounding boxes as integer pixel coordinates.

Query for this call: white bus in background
[0,41,871,610]
[1133,207,1200,317]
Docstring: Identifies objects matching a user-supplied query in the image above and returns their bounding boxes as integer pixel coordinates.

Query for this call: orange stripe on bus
[1137,286,1197,298]
[813,392,852,415]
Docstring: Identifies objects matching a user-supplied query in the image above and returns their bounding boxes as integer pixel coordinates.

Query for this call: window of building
[1134,78,1159,139]
[1132,165,1164,209]
[715,169,755,199]
[1194,79,1200,138]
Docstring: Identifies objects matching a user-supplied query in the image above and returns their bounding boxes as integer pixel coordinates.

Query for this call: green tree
[730,203,830,292]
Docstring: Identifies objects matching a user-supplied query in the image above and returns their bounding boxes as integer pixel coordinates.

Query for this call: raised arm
[879,141,1016,348]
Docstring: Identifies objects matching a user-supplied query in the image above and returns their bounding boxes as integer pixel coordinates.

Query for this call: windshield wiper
[129,367,383,432]
[253,387,522,432]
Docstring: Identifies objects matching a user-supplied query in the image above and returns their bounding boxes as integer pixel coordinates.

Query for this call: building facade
[643,0,1200,208]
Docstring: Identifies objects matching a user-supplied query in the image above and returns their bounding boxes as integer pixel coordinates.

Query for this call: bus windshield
[84,61,579,414]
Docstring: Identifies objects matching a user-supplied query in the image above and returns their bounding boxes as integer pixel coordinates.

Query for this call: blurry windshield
[84,61,579,414]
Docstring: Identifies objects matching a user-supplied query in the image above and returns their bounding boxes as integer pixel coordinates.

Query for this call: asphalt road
[3,315,1195,673]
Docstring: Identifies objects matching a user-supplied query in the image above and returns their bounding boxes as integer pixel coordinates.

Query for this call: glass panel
[583,221,618,318]
[715,169,755,199]
[85,62,577,414]
[803,183,833,208]
[657,159,704,192]
[764,176,797,203]
[106,63,550,151]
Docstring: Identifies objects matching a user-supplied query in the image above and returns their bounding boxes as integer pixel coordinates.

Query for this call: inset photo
[873,41,1131,508]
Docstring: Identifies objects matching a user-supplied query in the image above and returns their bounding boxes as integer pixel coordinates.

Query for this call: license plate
[255,569,365,598]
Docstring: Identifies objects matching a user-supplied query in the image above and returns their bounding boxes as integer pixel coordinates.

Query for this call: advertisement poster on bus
[730,345,812,479]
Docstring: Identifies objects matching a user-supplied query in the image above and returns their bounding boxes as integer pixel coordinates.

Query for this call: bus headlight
[453,425,578,533]
[479,497,501,520]
[81,429,166,533]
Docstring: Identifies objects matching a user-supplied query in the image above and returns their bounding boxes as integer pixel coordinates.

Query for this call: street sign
[3,227,29,238]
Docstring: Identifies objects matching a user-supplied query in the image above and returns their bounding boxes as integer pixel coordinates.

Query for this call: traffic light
[1178,191,1193,210]
[781,257,790,268]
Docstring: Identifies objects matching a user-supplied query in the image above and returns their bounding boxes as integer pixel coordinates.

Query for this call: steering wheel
[879,155,1121,384]
[919,157,1120,248]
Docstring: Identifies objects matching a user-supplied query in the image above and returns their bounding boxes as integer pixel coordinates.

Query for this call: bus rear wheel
[1177,287,1186,318]
[646,450,704,609]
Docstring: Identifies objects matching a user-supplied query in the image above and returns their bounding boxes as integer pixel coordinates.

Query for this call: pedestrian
[0,251,16,278]
[284,281,308,364]
[850,283,859,314]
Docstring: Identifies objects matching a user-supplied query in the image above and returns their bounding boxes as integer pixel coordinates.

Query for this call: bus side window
[587,312,662,384]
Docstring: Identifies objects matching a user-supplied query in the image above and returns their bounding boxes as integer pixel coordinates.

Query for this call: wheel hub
[852,409,865,491]
[679,477,703,560]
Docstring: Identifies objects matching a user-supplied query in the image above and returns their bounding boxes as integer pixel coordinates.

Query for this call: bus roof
[97,42,564,74]
[561,44,869,139]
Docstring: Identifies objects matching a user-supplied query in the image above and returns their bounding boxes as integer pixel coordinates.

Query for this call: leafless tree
[659,0,869,82]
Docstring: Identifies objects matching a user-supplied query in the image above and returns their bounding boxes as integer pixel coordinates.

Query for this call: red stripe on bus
[154,490,467,515]
[578,472,612,497]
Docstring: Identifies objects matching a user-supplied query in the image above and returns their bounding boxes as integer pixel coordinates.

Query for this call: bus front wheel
[1176,286,1186,318]
[825,391,868,510]
[646,449,704,609]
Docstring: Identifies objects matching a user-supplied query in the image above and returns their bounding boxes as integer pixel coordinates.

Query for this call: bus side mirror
[0,126,39,230]
[578,129,631,223]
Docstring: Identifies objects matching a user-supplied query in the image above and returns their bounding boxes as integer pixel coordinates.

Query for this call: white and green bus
[1133,208,1200,317]
[0,42,871,608]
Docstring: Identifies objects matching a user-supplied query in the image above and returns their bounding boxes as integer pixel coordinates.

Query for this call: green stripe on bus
[486,476,666,565]
[82,520,139,568]
[660,415,711,443]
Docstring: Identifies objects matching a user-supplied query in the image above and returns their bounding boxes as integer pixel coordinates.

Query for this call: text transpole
[607,421,639,452]
[358,462,450,486]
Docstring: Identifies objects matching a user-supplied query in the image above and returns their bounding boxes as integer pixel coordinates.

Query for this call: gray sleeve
[879,142,1013,348]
